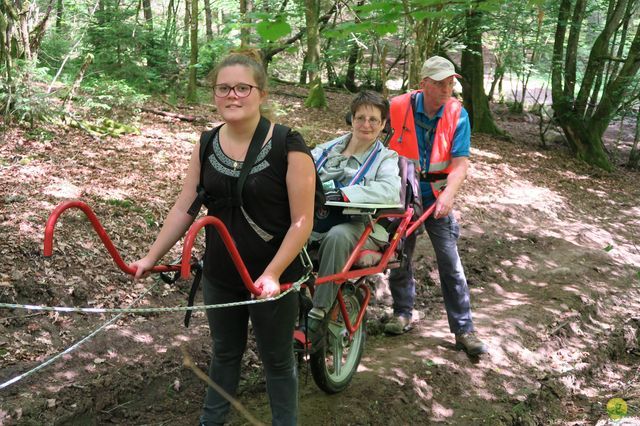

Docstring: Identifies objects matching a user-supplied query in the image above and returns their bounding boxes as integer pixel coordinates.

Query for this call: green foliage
[25,128,56,142]
[255,14,292,41]
[0,61,60,127]
[199,36,236,79]
[38,33,75,72]
[106,198,135,209]
[77,78,148,118]
[71,118,140,137]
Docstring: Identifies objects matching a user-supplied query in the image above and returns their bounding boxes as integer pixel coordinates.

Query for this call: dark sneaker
[384,315,412,335]
[455,332,488,356]
[306,308,328,352]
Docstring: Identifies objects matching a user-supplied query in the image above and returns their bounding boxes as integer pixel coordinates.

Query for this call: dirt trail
[1,88,639,425]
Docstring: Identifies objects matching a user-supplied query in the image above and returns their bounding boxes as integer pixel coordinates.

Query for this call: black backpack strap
[234,116,271,207]
[182,119,269,327]
[187,126,223,216]
[272,123,290,145]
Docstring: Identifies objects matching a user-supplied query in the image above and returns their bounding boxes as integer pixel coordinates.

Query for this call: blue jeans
[200,276,298,426]
[388,212,474,334]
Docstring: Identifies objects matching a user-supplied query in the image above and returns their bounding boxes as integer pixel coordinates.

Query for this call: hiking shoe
[455,332,488,356]
[384,315,412,335]
[306,308,328,352]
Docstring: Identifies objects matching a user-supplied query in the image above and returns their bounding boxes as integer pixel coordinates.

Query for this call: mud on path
[1,88,639,425]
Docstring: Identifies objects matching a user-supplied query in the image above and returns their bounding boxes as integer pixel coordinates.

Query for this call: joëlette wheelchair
[42,154,433,395]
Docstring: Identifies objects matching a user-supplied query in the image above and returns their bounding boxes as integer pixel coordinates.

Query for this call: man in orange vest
[385,56,488,356]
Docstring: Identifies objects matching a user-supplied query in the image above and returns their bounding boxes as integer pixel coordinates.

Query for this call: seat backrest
[397,156,423,216]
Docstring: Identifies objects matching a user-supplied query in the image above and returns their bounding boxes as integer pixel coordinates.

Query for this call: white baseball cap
[420,56,461,81]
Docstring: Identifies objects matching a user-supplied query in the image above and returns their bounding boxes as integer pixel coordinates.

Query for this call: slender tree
[304,0,327,108]
[341,0,363,91]
[186,0,198,103]
[401,0,444,89]
[204,0,213,41]
[142,0,153,29]
[240,0,251,47]
[552,0,640,170]
[183,0,191,50]
[55,0,64,30]
[460,3,504,136]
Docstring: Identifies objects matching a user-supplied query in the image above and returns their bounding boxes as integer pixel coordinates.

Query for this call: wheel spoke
[309,287,367,394]
[332,336,344,376]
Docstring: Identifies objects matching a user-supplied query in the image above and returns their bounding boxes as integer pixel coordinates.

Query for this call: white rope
[0,278,305,390]
[0,280,160,390]
[0,284,300,314]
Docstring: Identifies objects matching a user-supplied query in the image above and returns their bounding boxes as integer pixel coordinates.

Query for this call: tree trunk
[299,50,308,85]
[183,0,190,50]
[324,37,337,86]
[186,0,198,103]
[55,0,63,30]
[204,0,213,41]
[557,115,613,170]
[142,0,152,29]
[574,0,629,116]
[240,0,250,48]
[462,6,504,136]
[377,43,388,97]
[217,8,223,35]
[261,4,337,69]
[487,58,504,102]
[163,0,176,43]
[62,53,94,111]
[585,66,604,118]
[16,0,31,60]
[140,0,156,67]
[344,40,359,92]
[564,0,586,99]
[629,107,640,168]
[303,0,326,108]
[606,0,633,89]
[30,0,54,58]
[551,0,640,170]
[0,9,10,83]
[344,0,363,92]
[401,0,442,89]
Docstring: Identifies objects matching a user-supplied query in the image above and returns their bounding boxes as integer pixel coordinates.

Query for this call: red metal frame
[43,201,181,275]
[43,200,436,342]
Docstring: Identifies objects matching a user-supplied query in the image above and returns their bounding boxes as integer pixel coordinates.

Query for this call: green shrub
[0,61,61,127]
[78,78,148,119]
[199,35,236,80]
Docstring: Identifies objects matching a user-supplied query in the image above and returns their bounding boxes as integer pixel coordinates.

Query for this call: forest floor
[1,86,640,426]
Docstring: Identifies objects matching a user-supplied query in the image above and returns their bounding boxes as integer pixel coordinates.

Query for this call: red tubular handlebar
[181,215,261,295]
[314,208,413,287]
[43,200,180,275]
[405,203,436,237]
[44,200,428,297]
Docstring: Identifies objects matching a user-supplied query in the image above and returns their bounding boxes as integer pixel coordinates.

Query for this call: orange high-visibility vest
[389,91,462,197]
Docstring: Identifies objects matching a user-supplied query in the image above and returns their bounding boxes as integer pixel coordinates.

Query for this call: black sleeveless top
[201,126,312,289]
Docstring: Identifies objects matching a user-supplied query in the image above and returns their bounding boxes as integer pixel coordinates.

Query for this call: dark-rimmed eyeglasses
[213,83,260,98]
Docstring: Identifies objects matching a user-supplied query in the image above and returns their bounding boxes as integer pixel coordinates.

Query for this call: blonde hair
[209,48,267,91]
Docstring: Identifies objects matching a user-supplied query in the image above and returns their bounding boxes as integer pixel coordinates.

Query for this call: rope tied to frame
[0,275,307,391]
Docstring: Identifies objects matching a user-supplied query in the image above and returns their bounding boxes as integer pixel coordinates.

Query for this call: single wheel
[309,283,366,394]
